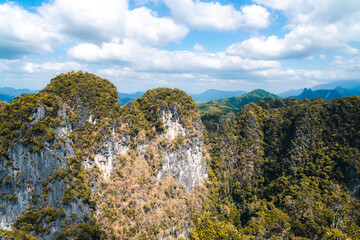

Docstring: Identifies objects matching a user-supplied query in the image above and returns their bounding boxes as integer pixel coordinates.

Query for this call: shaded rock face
[0,106,91,239]
[345,165,360,200]
[30,106,46,125]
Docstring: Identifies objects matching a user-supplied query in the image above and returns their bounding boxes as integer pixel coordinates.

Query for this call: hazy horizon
[1,0,359,93]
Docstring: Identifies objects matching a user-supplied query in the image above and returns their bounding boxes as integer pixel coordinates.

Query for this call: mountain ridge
[0,72,207,239]
[1,72,360,239]
[198,89,280,115]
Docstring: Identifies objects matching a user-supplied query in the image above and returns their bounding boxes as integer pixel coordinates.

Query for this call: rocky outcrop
[161,105,186,140]
[345,165,360,200]
[30,106,46,125]
[157,105,207,192]
[0,73,208,239]
[83,128,131,180]
[0,105,92,239]
[159,139,206,192]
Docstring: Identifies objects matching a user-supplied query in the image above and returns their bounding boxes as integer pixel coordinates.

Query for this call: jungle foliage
[197,96,360,239]
[2,71,360,239]
[1,72,204,240]
[198,89,280,115]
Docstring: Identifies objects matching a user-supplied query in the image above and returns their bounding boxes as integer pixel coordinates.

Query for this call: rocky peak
[0,73,208,239]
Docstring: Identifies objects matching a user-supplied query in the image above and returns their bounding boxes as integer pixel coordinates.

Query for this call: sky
[0,0,359,93]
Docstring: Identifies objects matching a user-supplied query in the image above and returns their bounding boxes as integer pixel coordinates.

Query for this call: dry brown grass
[88,131,207,239]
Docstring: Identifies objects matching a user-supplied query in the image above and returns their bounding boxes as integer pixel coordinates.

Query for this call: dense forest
[196,97,360,239]
[1,72,360,239]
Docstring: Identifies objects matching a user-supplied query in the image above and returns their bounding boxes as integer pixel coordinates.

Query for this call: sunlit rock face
[158,105,207,192]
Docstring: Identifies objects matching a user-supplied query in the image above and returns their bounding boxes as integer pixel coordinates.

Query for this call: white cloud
[38,0,128,42]
[226,25,359,59]
[241,5,271,29]
[193,43,205,53]
[0,0,189,60]
[39,0,188,46]
[330,55,360,72]
[235,0,360,59]
[255,0,360,27]
[0,59,87,89]
[164,0,270,30]
[68,39,280,72]
[24,61,85,73]
[0,3,63,58]
[125,7,188,46]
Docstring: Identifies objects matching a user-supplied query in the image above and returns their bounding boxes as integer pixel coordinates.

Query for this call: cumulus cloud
[0,3,63,59]
[0,59,87,89]
[164,0,270,30]
[124,7,188,45]
[255,0,360,27]
[68,39,280,72]
[0,0,188,59]
[39,0,188,45]
[23,61,85,73]
[226,25,359,59]
[38,0,128,42]
[228,0,360,60]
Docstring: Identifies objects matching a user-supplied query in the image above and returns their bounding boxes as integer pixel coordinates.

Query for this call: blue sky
[0,0,359,93]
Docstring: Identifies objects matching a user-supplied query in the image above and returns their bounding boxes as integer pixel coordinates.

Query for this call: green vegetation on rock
[2,71,360,240]
[42,71,119,118]
[198,96,360,239]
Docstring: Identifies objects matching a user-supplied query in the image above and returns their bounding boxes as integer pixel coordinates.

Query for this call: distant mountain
[311,80,360,90]
[291,87,360,101]
[0,87,38,96]
[118,91,144,106]
[0,94,13,103]
[278,89,304,98]
[278,80,360,97]
[0,87,38,103]
[189,89,246,103]
[291,88,342,101]
[334,86,360,97]
[198,89,280,115]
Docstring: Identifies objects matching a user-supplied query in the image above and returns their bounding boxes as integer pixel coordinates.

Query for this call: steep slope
[197,97,360,239]
[198,89,280,115]
[93,88,208,239]
[0,72,208,239]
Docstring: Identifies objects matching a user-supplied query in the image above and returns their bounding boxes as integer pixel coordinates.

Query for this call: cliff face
[0,102,95,239]
[157,105,207,191]
[0,72,208,240]
[88,89,208,239]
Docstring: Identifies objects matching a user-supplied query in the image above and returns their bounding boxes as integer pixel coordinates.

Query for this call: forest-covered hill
[198,89,280,115]
[199,97,360,239]
[1,72,359,240]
